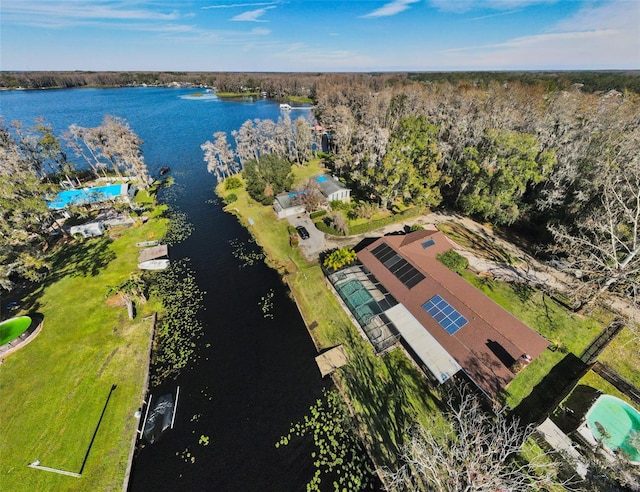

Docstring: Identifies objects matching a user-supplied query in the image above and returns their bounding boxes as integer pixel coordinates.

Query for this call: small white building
[315,174,350,203]
[273,192,307,219]
[70,222,105,238]
[273,174,350,219]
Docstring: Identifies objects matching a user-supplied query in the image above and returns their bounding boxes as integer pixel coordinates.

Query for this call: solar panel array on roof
[422,295,468,335]
[371,243,425,289]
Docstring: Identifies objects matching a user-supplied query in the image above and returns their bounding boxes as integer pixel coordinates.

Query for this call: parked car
[5,302,20,311]
[296,226,310,240]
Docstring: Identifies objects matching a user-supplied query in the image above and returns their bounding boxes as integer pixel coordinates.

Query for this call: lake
[0,87,328,490]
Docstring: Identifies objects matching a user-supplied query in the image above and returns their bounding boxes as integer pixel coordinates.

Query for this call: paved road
[286,213,326,260]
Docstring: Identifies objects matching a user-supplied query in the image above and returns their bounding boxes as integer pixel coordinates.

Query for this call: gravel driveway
[287,214,327,260]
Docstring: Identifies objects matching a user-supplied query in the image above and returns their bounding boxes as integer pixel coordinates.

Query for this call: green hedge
[349,207,424,235]
[315,220,344,236]
[310,209,327,220]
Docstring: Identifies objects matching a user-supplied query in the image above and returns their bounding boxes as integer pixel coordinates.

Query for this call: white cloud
[439,1,639,69]
[202,2,278,9]
[1,0,183,29]
[429,0,556,14]
[230,6,275,21]
[361,0,420,18]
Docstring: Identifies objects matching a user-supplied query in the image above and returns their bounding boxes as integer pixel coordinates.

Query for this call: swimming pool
[47,183,127,209]
[335,279,381,326]
[586,394,640,463]
[0,316,32,345]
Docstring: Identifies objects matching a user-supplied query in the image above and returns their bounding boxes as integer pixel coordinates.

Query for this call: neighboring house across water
[328,229,549,398]
[274,174,350,219]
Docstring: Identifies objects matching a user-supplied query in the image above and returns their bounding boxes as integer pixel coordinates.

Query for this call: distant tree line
[3,70,639,96]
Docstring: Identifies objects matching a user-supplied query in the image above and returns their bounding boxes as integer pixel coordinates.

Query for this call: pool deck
[537,418,588,478]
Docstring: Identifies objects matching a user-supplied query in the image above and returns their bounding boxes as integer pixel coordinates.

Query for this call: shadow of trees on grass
[48,237,116,282]
[337,325,442,467]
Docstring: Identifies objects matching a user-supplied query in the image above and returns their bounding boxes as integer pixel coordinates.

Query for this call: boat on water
[138,259,170,270]
[135,240,159,248]
[142,393,175,444]
[279,103,292,111]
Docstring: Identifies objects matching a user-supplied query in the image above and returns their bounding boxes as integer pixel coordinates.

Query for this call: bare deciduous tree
[383,385,566,492]
[292,178,324,212]
[65,116,149,187]
[548,129,640,314]
[201,131,238,182]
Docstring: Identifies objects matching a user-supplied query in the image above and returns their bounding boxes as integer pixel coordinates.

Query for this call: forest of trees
[310,76,640,312]
[2,70,640,97]
[201,74,638,313]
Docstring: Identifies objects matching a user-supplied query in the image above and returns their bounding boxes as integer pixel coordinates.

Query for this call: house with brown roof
[337,229,548,397]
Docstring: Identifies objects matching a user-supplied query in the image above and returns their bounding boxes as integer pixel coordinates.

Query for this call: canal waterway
[0,88,328,490]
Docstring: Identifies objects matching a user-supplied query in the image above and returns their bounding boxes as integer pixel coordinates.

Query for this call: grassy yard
[597,324,640,387]
[0,211,167,491]
[458,271,608,408]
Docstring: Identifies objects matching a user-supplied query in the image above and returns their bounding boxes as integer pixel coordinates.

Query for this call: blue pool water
[587,394,640,463]
[47,183,126,209]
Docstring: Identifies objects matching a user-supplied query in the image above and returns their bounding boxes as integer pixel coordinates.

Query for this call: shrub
[329,199,351,212]
[409,223,424,231]
[224,193,238,204]
[436,249,469,274]
[310,209,327,220]
[327,211,349,235]
[315,220,343,236]
[323,248,358,271]
[353,202,379,220]
[224,176,243,190]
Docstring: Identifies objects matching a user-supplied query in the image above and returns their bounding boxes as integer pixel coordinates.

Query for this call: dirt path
[323,210,635,321]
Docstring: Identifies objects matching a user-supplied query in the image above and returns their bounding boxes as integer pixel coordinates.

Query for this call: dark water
[0,88,327,490]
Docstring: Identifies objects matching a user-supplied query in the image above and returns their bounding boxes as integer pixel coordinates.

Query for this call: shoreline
[121,313,156,492]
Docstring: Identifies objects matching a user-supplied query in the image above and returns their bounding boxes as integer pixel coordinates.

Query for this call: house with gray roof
[274,174,350,219]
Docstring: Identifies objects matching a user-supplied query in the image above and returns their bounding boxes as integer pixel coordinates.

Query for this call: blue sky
[1,1,638,71]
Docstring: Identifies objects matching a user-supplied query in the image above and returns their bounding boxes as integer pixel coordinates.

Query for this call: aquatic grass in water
[148,259,204,385]
[229,237,265,267]
[260,289,275,319]
[163,209,194,246]
[277,389,377,491]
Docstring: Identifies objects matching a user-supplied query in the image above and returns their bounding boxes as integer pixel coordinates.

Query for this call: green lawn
[0,213,167,491]
[458,272,608,408]
[598,324,640,387]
